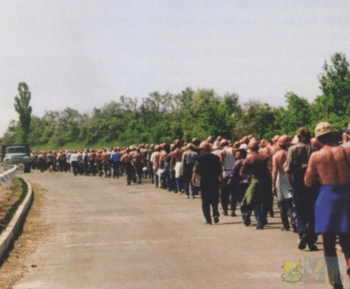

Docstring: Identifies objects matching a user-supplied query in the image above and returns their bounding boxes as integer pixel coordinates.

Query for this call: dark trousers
[135,163,143,183]
[243,202,264,227]
[323,234,350,286]
[201,189,220,224]
[112,161,120,178]
[59,160,65,172]
[84,160,89,175]
[279,198,294,230]
[293,200,317,243]
[89,160,96,175]
[221,177,234,214]
[125,163,135,185]
[71,161,79,176]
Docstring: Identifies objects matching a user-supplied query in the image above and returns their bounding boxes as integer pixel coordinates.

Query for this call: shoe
[214,216,219,223]
[186,195,190,199]
[333,284,343,289]
[223,210,228,216]
[308,243,318,251]
[243,215,251,226]
[256,225,264,230]
[205,222,212,225]
[231,211,237,217]
[281,227,290,232]
[191,196,195,199]
[298,235,308,250]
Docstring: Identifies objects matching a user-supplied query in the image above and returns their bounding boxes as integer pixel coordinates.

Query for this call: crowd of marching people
[29,121,350,288]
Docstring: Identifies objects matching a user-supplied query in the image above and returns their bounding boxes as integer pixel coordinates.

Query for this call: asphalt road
[12,170,348,289]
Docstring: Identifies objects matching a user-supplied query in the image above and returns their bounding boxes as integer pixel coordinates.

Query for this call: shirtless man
[271,135,294,231]
[170,140,184,193]
[89,149,97,176]
[121,149,134,185]
[240,139,271,229]
[96,150,103,177]
[158,143,170,189]
[102,149,111,178]
[305,122,350,289]
[77,150,84,175]
[219,139,236,216]
[46,151,54,173]
[151,145,161,187]
[57,150,66,172]
[133,148,143,184]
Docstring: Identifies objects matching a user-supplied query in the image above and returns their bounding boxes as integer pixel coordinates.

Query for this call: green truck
[1,144,31,173]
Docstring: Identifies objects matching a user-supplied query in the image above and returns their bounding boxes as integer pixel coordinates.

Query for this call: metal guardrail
[0,164,18,186]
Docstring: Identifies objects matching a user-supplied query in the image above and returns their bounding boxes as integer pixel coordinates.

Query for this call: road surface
[10,171,347,288]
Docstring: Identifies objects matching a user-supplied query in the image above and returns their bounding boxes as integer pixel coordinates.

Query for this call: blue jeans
[184,181,198,197]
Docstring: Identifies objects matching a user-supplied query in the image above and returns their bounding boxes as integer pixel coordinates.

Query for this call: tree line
[2,53,350,150]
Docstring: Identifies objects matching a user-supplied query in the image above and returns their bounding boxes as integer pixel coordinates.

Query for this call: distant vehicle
[1,144,31,173]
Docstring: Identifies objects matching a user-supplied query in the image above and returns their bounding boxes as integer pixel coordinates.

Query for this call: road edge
[0,178,33,260]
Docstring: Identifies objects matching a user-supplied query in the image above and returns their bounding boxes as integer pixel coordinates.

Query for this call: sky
[1,0,350,137]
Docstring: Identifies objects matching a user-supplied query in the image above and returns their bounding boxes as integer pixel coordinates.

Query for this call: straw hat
[315,122,337,138]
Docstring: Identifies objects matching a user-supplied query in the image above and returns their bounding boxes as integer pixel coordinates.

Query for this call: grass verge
[0,178,28,235]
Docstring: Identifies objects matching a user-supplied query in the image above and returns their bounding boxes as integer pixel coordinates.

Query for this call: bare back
[272,149,288,174]
[305,145,350,186]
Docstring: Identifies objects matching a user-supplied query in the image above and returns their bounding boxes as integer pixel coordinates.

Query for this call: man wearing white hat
[305,122,350,289]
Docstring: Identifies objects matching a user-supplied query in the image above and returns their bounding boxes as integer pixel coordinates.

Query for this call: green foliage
[14,83,32,144]
[3,52,350,149]
[309,52,350,130]
[274,92,311,136]
[233,100,279,140]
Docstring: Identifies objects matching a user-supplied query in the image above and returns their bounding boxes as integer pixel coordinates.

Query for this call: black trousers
[201,188,220,224]
[278,198,294,230]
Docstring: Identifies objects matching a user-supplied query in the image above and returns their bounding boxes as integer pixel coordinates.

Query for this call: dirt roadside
[0,180,48,289]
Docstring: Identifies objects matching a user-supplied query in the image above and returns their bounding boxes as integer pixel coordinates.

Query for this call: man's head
[235,148,247,160]
[191,138,201,146]
[278,135,290,150]
[248,138,259,152]
[297,127,312,144]
[272,135,280,144]
[315,122,340,145]
[206,136,214,144]
[219,139,229,148]
[199,141,211,153]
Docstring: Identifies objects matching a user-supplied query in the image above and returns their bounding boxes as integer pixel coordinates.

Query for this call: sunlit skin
[132,150,143,164]
[102,150,110,161]
[152,149,161,172]
[172,146,184,163]
[240,144,271,180]
[218,141,233,165]
[121,151,132,163]
[271,149,288,196]
[305,145,350,187]
[159,146,168,169]
[89,150,96,161]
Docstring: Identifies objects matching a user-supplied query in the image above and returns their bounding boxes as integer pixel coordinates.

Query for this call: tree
[274,92,311,135]
[233,100,278,140]
[312,52,350,129]
[14,82,32,144]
